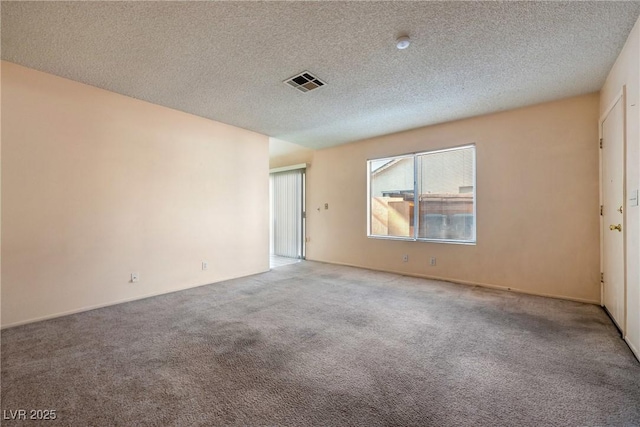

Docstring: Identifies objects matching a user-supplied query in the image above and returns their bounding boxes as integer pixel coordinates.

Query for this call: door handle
[609,224,622,232]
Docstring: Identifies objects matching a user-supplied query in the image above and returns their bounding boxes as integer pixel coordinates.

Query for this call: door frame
[301,169,306,259]
[599,86,627,334]
[269,163,307,260]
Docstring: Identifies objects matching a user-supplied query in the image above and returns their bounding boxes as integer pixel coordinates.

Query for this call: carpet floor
[2,261,639,426]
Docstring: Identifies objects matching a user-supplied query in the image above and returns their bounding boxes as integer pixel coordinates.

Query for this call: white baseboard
[3,259,602,329]
[309,258,600,305]
[625,337,640,363]
[1,268,270,329]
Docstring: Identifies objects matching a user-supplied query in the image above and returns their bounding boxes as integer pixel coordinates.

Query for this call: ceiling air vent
[284,71,325,93]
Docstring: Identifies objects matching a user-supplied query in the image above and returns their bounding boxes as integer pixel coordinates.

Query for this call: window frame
[367,143,476,245]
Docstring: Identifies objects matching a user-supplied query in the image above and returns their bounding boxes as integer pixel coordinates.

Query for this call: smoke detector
[284,71,326,93]
[396,35,411,50]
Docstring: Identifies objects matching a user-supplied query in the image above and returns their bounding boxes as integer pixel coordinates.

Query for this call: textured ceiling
[2,1,640,149]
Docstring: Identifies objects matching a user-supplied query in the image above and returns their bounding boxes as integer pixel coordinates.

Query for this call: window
[367,145,476,243]
[369,155,415,238]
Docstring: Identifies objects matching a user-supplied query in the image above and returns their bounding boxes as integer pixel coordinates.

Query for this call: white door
[601,96,625,332]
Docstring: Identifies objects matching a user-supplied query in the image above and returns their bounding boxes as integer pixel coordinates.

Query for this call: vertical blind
[271,170,303,258]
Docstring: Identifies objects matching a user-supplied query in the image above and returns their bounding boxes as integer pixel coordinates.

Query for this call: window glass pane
[417,147,475,241]
[369,156,414,238]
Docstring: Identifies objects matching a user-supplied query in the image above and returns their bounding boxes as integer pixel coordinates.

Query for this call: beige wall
[307,94,600,303]
[269,138,314,169]
[1,62,270,327]
[0,63,3,326]
[600,16,640,358]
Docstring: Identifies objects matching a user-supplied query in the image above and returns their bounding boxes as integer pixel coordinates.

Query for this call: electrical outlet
[324,203,329,210]
[403,254,409,262]
[430,257,436,266]
[202,261,208,271]
[131,272,139,283]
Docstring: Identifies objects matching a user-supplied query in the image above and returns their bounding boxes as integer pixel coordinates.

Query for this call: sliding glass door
[270,169,305,259]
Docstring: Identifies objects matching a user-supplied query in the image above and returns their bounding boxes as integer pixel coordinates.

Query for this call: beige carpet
[2,261,639,426]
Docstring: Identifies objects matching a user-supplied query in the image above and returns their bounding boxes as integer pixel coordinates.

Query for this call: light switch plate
[630,189,639,207]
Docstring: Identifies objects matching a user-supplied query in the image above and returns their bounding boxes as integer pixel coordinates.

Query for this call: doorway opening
[270,165,306,269]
